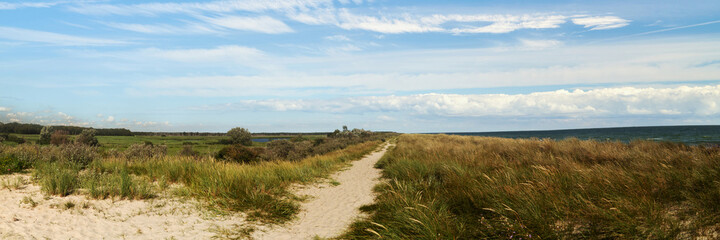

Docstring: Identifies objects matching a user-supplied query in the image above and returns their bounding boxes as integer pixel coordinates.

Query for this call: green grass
[343,134,720,239]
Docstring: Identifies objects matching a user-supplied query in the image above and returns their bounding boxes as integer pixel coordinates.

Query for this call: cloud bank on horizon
[0,0,719,132]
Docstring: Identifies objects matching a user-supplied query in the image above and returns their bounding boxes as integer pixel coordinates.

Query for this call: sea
[444,125,720,145]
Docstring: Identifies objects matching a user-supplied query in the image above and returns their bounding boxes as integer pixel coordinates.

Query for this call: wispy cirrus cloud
[0,1,59,10]
[102,22,220,34]
[0,26,127,46]
[67,0,333,16]
[198,15,294,34]
[68,0,630,35]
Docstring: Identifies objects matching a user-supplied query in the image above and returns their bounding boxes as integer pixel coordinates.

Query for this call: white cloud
[0,2,58,10]
[103,22,219,34]
[325,34,350,41]
[106,116,115,122]
[0,26,127,46]
[571,16,631,30]
[336,10,443,33]
[70,1,629,35]
[126,38,720,97]
[199,15,293,34]
[199,85,720,118]
[0,107,10,112]
[68,0,334,16]
[140,45,265,62]
[518,39,563,49]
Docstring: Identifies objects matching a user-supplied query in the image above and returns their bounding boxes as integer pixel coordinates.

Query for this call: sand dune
[0,174,247,240]
[0,144,389,239]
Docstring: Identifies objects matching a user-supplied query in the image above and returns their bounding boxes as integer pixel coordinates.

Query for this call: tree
[227,127,253,146]
[39,126,55,144]
[76,129,99,146]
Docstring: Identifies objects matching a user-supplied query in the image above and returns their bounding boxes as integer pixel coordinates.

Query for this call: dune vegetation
[0,127,392,223]
[344,134,720,239]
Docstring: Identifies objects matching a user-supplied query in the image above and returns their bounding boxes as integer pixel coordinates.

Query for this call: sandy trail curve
[252,143,391,240]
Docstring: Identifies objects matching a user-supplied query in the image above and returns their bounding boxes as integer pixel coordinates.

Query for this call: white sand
[252,143,390,240]
[0,174,248,240]
[0,144,390,240]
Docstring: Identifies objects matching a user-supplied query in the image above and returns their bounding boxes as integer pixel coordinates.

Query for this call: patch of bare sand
[0,174,248,240]
[252,143,391,240]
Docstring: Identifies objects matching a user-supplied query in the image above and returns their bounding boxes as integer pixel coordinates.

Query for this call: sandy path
[0,174,248,240]
[252,143,390,240]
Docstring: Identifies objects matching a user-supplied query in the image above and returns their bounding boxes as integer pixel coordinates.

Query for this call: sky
[1,0,719,133]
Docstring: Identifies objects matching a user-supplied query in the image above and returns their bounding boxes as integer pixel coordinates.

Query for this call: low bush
[50,130,70,146]
[75,129,99,146]
[179,144,199,157]
[216,145,266,163]
[124,143,167,159]
[0,154,32,174]
[59,143,97,167]
[0,134,26,144]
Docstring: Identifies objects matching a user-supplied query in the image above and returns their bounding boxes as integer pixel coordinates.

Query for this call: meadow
[344,134,720,239]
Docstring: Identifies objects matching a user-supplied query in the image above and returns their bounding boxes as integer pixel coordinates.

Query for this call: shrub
[124,143,167,159]
[59,143,97,167]
[0,154,32,174]
[75,129,99,146]
[179,144,199,157]
[50,130,70,146]
[266,140,294,160]
[0,134,26,144]
[288,141,313,161]
[227,127,253,146]
[216,145,265,163]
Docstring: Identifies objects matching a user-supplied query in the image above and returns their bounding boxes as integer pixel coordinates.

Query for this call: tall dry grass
[344,134,720,239]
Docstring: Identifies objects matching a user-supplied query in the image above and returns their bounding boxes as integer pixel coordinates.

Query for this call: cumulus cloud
[571,16,631,30]
[0,106,10,112]
[3,111,91,126]
[199,85,720,118]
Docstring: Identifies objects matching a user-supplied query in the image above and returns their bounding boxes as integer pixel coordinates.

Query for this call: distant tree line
[0,122,132,136]
[133,132,227,136]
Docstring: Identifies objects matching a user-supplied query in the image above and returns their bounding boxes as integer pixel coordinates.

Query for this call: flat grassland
[344,134,720,239]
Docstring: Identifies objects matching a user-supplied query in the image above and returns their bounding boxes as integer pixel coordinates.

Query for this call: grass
[2,134,326,155]
[106,140,381,222]
[1,175,27,190]
[343,134,720,239]
[24,139,381,222]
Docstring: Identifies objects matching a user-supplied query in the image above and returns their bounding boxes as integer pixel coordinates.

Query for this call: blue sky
[1,0,719,133]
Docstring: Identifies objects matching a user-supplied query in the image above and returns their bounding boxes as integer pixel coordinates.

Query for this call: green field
[1,134,326,155]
